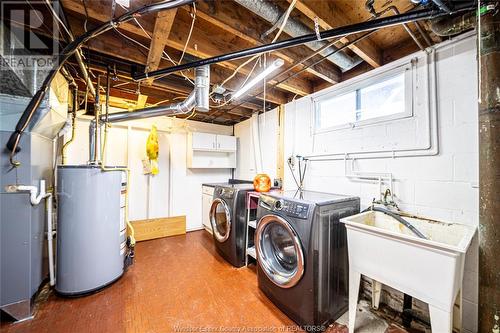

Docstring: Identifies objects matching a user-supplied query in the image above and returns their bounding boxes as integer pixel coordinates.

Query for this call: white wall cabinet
[187,132,237,168]
[201,186,214,234]
[192,132,217,150]
[216,134,237,151]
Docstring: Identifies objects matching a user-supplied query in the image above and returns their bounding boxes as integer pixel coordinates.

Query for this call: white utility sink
[340,210,477,333]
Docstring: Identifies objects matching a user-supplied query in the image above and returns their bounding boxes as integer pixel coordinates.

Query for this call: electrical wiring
[112,28,150,58]
[114,22,193,84]
[7,0,195,167]
[118,2,196,83]
[212,0,296,101]
[261,0,296,40]
[44,0,96,98]
[178,3,196,65]
[184,108,196,121]
[82,0,89,32]
[199,0,327,120]
[151,99,171,106]
[44,0,72,39]
[210,56,261,109]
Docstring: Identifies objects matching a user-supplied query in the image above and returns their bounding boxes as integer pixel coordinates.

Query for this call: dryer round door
[256,214,305,288]
[209,198,231,243]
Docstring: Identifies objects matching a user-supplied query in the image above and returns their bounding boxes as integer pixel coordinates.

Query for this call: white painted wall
[234,108,279,181]
[236,33,479,332]
[63,115,232,231]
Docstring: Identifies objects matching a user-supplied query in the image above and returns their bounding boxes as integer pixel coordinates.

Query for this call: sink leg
[349,271,361,333]
[429,304,453,333]
[371,279,382,310]
[452,289,462,332]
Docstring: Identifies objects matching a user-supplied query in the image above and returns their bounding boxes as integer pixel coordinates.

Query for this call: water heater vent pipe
[88,65,210,162]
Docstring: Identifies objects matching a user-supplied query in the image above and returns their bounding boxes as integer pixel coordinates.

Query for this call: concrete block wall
[234,109,279,181]
[281,33,479,332]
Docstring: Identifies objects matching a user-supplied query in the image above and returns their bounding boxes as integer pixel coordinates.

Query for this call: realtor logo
[1,1,60,71]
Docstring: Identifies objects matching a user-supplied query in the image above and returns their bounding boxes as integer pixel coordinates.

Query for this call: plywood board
[131,216,186,242]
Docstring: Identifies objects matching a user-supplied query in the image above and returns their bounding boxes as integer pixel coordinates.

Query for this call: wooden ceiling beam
[144,9,178,86]
[71,57,279,117]
[65,14,288,106]
[61,0,310,97]
[289,0,383,68]
[139,9,177,108]
[166,10,312,97]
[193,1,340,84]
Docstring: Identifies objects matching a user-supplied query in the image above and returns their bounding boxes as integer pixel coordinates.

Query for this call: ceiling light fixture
[233,58,285,99]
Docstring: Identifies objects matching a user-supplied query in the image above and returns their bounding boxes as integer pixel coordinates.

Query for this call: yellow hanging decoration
[146,125,159,175]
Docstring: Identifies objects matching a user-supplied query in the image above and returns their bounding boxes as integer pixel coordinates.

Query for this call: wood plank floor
[1,231,412,333]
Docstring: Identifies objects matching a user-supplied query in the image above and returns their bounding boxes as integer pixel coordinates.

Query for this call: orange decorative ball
[253,173,271,192]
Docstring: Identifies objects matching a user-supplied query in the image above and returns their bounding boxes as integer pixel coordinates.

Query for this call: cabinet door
[216,135,236,151]
[192,132,217,150]
[202,193,213,233]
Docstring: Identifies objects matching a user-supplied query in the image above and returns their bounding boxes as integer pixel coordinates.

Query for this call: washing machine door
[256,214,305,288]
[209,198,231,243]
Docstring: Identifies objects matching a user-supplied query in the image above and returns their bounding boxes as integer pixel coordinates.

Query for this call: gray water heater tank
[56,165,127,295]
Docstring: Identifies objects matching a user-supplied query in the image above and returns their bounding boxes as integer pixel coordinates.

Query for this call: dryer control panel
[217,187,235,199]
[275,200,309,219]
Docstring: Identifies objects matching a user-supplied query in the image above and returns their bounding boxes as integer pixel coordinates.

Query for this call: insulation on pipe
[233,0,362,71]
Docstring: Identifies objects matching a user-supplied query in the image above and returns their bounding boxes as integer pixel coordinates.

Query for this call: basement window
[314,64,413,132]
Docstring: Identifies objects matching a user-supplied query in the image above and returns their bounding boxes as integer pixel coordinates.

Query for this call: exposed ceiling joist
[61,0,310,97]
[193,1,340,84]
[289,0,383,68]
[144,9,178,85]
[65,13,288,106]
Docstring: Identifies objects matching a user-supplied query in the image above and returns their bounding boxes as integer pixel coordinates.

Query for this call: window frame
[313,63,414,133]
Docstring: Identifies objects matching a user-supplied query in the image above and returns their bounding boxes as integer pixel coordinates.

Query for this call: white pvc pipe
[17,180,47,205]
[46,194,55,286]
[16,180,55,286]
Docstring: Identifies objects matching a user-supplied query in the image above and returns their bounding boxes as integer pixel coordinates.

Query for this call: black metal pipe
[214,31,376,120]
[432,0,453,13]
[402,294,413,328]
[134,4,475,81]
[5,0,194,166]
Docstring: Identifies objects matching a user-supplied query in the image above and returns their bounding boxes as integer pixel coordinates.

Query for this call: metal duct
[431,0,452,13]
[88,65,210,162]
[431,11,476,36]
[233,0,362,72]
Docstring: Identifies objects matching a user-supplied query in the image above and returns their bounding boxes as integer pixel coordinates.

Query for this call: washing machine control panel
[218,187,235,199]
[278,200,309,219]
